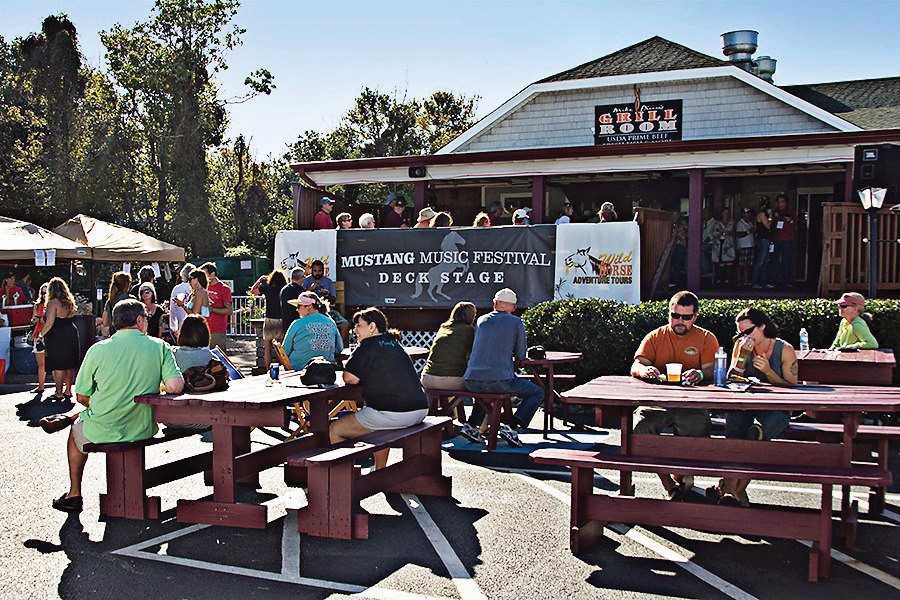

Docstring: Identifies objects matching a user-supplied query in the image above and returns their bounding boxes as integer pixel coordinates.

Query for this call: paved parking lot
[3,388,898,599]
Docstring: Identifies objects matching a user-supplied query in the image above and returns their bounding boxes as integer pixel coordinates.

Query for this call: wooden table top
[136,371,356,408]
[561,375,900,412]
[519,351,583,366]
[796,348,896,367]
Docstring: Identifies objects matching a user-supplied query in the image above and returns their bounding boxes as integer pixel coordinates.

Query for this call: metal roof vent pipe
[721,30,758,72]
[756,55,777,82]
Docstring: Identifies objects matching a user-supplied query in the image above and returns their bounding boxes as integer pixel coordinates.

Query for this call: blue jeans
[751,238,770,286]
[773,240,795,284]
[725,410,790,440]
[464,377,545,429]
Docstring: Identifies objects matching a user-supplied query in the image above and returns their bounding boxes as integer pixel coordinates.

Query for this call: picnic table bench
[796,348,895,386]
[425,389,514,450]
[85,428,210,520]
[534,376,900,582]
[287,416,452,539]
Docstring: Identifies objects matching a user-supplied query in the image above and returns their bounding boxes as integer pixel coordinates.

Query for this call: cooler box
[2,304,32,327]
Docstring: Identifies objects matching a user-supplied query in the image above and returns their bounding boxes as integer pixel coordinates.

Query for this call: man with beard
[630,290,718,500]
[301,260,349,344]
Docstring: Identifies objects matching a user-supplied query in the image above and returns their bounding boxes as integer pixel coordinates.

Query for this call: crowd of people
[703,193,799,288]
[312,193,620,230]
[17,254,879,514]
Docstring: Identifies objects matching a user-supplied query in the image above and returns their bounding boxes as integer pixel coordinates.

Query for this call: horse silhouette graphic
[412,231,468,302]
[564,247,611,276]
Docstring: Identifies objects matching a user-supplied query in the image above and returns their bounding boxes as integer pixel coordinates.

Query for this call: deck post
[532,175,546,224]
[687,169,704,292]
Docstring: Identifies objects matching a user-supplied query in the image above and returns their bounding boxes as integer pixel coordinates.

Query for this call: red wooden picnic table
[796,348,895,386]
[543,376,900,580]
[517,351,583,436]
[135,371,361,529]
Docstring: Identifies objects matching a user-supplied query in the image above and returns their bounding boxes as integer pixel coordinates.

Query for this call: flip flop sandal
[51,494,83,512]
[718,494,743,507]
[48,393,66,401]
[30,387,45,394]
[39,414,73,434]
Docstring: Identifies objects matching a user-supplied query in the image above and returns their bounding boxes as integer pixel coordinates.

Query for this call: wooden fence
[819,202,900,295]
[634,207,677,299]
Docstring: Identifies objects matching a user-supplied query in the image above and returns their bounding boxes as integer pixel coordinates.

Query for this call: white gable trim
[437,66,862,154]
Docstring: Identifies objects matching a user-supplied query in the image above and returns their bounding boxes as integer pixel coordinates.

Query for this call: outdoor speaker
[408,165,427,178]
[854,144,900,199]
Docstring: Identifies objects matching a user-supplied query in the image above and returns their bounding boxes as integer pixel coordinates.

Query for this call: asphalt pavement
[1,387,898,600]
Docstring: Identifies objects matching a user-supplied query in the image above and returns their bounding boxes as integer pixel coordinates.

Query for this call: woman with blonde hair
[30,283,50,394]
[101,271,132,335]
[40,277,80,400]
[829,292,878,350]
[473,212,491,227]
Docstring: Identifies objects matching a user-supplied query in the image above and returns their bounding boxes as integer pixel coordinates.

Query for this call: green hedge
[522,298,900,386]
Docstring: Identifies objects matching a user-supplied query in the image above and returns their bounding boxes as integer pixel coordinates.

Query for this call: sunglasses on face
[838,304,852,309]
[670,312,695,321]
[736,324,756,337]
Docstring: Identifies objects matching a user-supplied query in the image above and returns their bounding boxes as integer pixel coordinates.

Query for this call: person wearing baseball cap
[381,193,408,228]
[414,207,437,229]
[459,287,543,446]
[829,292,878,350]
[281,291,342,370]
[512,208,530,225]
[314,197,335,230]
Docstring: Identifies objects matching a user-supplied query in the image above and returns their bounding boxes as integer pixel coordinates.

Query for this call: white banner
[553,222,641,304]
[274,230,338,280]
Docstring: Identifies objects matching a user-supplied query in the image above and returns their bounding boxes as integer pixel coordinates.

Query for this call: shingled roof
[537,36,727,83]
[781,77,900,129]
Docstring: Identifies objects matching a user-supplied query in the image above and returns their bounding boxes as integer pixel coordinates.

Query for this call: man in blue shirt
[461,288,543,446]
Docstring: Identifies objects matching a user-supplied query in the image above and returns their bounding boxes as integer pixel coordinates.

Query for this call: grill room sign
[594,99,682,145]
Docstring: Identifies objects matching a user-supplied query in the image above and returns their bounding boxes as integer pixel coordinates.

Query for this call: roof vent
[721,30,776,82]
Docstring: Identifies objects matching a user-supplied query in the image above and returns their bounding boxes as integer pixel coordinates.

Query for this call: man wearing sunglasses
[630,290,719,500]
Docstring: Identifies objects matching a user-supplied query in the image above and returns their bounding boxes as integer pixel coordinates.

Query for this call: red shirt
[314,210,334,230]
[772,207,797,242]
[206,280,232,334]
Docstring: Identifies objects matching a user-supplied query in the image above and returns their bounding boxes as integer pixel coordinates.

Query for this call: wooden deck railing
[819,202,900,295]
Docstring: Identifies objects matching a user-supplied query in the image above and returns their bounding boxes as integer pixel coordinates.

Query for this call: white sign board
[553,222,641,304]
[240,260,252,270]
[34,250,46,266]
[274,230,338,280]
[45,249,56,266]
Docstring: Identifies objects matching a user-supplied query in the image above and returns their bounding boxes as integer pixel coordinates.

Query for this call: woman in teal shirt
[829,292,878,350]
[281,292,342,370]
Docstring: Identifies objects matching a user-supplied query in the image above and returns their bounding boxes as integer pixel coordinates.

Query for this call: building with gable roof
[291,33,900,298]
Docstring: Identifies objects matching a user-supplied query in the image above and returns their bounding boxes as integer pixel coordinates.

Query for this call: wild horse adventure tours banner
[274,229,337,279]
[337,226,556,308]
[553,222,641,304]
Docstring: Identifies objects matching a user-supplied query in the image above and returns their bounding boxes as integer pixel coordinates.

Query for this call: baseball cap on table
[493,288,517,305]
[834,292,865,307]
[417,207,437,223]
[512,208,530,221]
[319,197,334,207]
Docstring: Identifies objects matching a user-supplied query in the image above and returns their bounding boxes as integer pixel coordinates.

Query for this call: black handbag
[527,345,546,360]
[183,359,230,393]
[300,357,337,386]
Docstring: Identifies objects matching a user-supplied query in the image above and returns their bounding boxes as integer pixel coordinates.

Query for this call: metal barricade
[229,295,265,338]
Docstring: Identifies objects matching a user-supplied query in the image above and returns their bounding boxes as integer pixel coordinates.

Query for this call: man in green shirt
[52,299,183,512]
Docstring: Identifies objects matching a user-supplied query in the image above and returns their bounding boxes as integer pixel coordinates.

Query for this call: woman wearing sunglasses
[709,306,798,507]
[829,292,878,351]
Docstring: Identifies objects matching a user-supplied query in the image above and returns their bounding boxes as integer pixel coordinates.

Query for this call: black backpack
[300,357,337,386]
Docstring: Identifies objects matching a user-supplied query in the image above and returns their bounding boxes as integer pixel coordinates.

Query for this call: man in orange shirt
[630,290,719,499]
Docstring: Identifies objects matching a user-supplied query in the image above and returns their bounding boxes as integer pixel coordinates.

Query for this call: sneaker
[459,423,485,445]
[498,424,523,447]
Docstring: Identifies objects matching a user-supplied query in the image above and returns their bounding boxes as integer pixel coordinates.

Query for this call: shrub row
[522,298,900,386]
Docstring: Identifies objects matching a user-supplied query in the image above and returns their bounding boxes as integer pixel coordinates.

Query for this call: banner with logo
[554,222,641,304]
[274,229,337,279]
[337,226,556,308]
[594,99,682,145]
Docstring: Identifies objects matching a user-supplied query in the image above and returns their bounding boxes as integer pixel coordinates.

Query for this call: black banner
[594,99,682,145]
[337,226,556,308]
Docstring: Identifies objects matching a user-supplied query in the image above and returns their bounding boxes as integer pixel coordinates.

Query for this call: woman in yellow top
[829,292,878,350]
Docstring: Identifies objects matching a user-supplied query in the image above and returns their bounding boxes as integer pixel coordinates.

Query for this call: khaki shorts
[356,407,428,431]
[209,332,227,351]
[263,318,284,342]
[71,419,89,454]
[420,373,466,391]
[633,407,710,437]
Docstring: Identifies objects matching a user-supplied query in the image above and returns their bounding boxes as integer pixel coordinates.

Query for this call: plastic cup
[666,363,683,383]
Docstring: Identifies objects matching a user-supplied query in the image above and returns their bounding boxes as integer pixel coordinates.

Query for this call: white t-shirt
[735,218,754,249]
[554,215,571,225]
[169,281,192,332]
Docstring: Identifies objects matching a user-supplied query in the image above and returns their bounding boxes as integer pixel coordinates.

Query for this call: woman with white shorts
[330,307,428,470]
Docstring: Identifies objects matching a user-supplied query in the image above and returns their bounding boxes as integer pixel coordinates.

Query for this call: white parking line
[403,493,488,600]
[798,541,900,589]
[511,471,760,600]
[281,510,301,581]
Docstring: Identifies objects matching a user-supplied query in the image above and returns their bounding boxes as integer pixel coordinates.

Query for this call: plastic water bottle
[714,347,728,386]
[799,328,810,352]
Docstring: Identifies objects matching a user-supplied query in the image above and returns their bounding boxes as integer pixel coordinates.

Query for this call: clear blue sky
[2,0,899,159]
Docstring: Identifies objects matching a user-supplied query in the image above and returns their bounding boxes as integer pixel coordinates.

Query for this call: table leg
[570,465,604,554]
[619,409,634,496]
[233,426,259,486]
[212,425,237,503]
